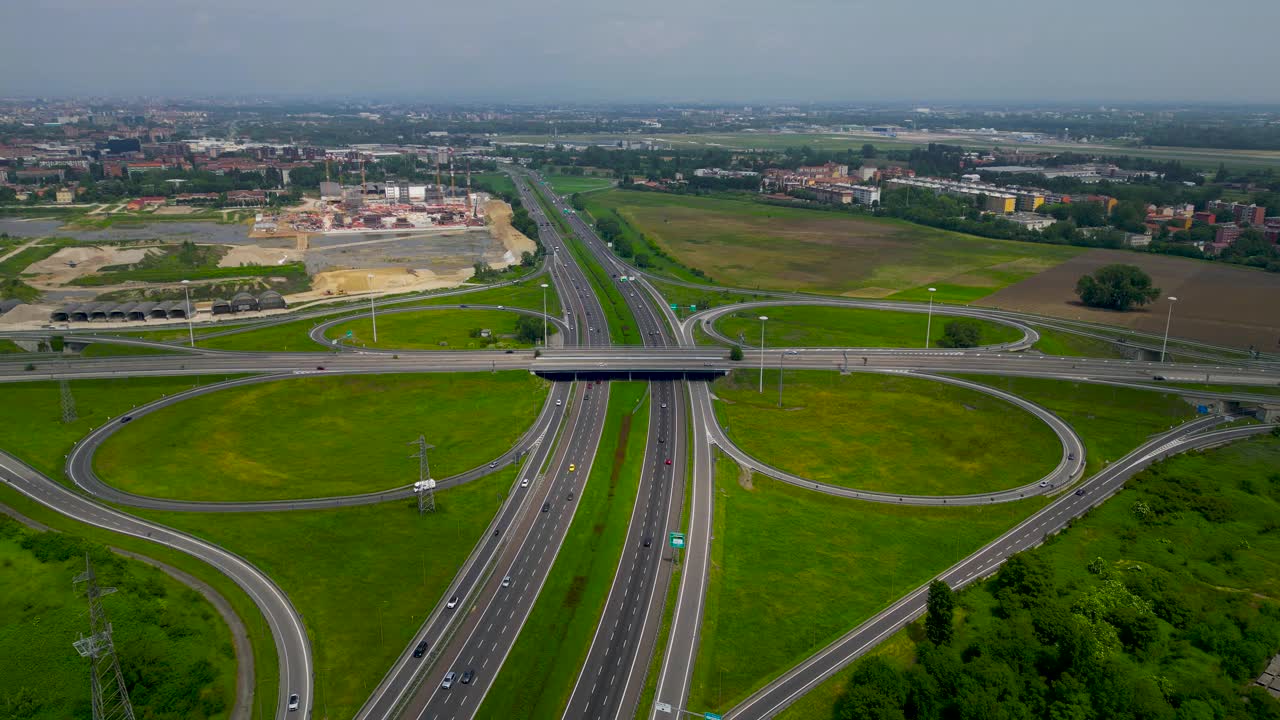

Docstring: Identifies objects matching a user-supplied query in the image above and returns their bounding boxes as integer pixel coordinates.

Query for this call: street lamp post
[924,287,937,348]
[758,315,768,393]
[367,273,378,343]
[540,283,549,347]
[777,351,785,408]
[181,279,194,348]
[1160,296,1178,363]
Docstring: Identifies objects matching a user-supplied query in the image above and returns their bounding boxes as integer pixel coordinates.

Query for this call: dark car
[413,640,429,658]
[505,349,514,354]
[542,502,551,513]
[643,537,652,547]
[459,304,468,308]
[1074,489,1087,497]
[658,437,665,443]
[567,491,575,501]
[316,366,325,371]
[461,669,475,685]
[120,416,133,424]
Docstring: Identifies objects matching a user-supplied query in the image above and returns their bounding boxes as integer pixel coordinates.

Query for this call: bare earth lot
[978,249,1280,349]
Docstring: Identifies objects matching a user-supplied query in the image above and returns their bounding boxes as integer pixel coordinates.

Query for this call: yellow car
[568,464,576,472]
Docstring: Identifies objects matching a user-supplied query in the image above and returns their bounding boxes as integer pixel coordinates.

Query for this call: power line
[72,553,136,720]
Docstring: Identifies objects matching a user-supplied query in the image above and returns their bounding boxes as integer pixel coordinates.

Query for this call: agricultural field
[0,517,237,720]
[324,308,543,350]
[688,452,1043,713]
[582,191,1081,299]
[978,248,1280,350]
[542,174,615,195]
[714,304,1022,348]
[94,372,547,501]
[480,382,649,718]
[786,436,1280,720]
[712,370,1061,496]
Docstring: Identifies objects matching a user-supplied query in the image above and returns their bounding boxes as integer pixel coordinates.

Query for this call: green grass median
[479,382,649,718]
[324,308,543,350]
[94,372,547,501]
[712,370,1060,496]
[689,453,1044,713]
[714,304,1022,348]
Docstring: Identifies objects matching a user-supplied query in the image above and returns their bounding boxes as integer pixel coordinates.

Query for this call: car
[446,595,459,609]
[595,380,601,385]
[541,502,551,513]
[665,459,672,465]
[589,327,595,332]
[461,670,475,684]
[521,477,529,488]
[505,349,514,354]
[493,526,501,536]
[568,464,576,472]
[661,403,667,409]
[459,304,468,308]
[316,366,325,371]
[442,671,456,689]
[659,437,665,443]
[1153,375,1167,381]
[1074,489,1087,497]
[413,640,429,658]
[556,399,563,406]
[643,537,652,547]
[120,416,133,424]
[489,461,497,468]
[502,575,511,588]
[1038,480,1049,488]
[567,491,574,501]
[288,694,300,711]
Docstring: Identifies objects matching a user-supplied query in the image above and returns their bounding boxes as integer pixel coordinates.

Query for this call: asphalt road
[724,417,1273,720]
[0,449,312,720]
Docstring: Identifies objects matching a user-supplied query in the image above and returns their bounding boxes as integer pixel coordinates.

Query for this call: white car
[288,694,299,711]
[502,576,511,588]
[442,671,456,689]
[556,399,562,406]
[521,477,529,488]
[446,596,458,609]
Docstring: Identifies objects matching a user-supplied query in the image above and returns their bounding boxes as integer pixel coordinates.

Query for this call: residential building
[1208,200,1267,226]
[1215,223,1242,245]
[54,188,74,204]
[1006,212,1054,231]
[885,177,1017,214]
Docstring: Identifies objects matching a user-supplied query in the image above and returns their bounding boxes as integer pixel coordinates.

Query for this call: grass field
[1030,326,1128,358]
[79,342,177,357]
[0,338,22,353]
[714,304,1023,348]
[647,280,773,319]
[479,382,649,718]
[543,174,614,195]
[0,376,278,720]
[712,370,1060,495]
[577,197,710,283]
[689,453,1044,713]
[0,518,237,720]
[139,466,513,720]
[784,436,1280,720]
[472,172,518,199]
[324,308,542,350]
[958,376,1197,474]
[582,191,1082,299]
[94,373,547,501]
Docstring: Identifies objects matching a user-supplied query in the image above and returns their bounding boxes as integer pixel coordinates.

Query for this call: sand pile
[484,200,537,258]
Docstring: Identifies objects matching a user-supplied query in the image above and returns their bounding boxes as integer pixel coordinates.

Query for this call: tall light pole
[777,351,786,408]
[540,282,549,347]
[367,273,378,343]
[181,279,194,348]
[924,287,937,348]
[758,315,768,393]
[1159,296,1178,363]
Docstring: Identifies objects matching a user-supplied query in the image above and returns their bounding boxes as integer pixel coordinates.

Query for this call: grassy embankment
[140,464,514,720]
[0,376,279,720]
[689,452,1045,713]
[479,382,649,718]
[781,436,1280,719]
[95,372,547,501]
[0,516,236,720]
[0,239,78,301]
[580,190,1082,301]
[712,370,1060,496]
[543,174,615,195]
[578,193,711,284]
[192,278,562,352]
[324,308,546,350]
[1030,326,1129,358]
[714,304,1022,348]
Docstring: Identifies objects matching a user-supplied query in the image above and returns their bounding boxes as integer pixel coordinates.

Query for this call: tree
[936,319,982,348]
[925,580,955,645]
[1074,264,1160,311]
[861,143,877,159]
[514,315,546,344]
[730,345,744,361]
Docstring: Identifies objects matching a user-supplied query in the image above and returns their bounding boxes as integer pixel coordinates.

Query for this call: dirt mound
[219,245,298,268]
[484,200,537,258]
[296,266,475,303]
[25,246,153,285]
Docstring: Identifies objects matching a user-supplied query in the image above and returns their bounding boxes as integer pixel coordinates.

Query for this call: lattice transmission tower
[410,435,436,514]
[72,554,136,720]
[60,377,78,423]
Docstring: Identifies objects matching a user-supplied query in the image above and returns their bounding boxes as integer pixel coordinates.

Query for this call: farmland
[978,248,1280,349]
[582,191,1081,299]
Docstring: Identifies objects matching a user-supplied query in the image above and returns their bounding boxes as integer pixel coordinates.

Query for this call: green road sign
[689,305,697,311]
[705,714,723,720]
[345,330,353,337]
[669,532,686,549]
[670,304,679,310]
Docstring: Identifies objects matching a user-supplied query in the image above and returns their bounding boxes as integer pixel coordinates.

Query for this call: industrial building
[51,300,194,323]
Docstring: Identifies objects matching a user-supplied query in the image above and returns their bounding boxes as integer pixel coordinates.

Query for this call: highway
[530,168,690,720]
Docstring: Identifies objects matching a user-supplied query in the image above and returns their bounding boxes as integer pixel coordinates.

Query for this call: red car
[665,459,672,465]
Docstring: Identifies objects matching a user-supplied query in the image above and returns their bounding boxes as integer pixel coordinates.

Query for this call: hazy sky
[5,0,1278,102]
